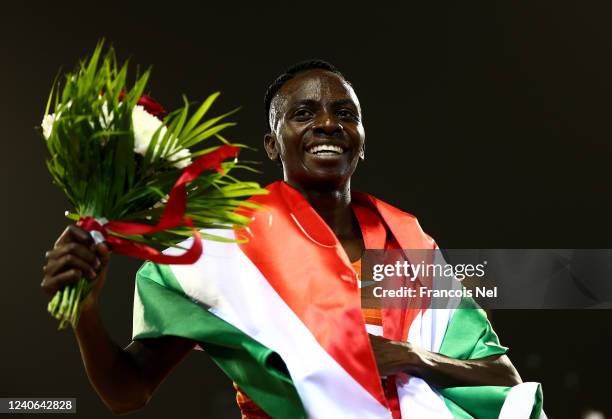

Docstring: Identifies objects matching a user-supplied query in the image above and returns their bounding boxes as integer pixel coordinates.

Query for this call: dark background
[1,2,611,418]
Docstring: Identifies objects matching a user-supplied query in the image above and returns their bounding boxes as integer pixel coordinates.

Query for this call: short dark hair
[264,60,346,130]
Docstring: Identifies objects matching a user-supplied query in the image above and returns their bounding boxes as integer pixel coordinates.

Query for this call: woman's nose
[312,113,343,135]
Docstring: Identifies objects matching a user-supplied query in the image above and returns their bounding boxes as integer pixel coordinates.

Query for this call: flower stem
[48,277,91,330]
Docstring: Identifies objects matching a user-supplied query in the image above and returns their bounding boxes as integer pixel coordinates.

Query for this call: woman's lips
[306,144,346,155]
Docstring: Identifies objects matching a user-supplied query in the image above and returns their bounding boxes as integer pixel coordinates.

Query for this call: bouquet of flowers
[40,41,267,330]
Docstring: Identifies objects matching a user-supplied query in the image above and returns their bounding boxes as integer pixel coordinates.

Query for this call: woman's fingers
[42,225,112,301]
[46,242,100,268]
[44,252,97,280]
[95,243,110,266]
[41,269,84,296]
[54,225,94,249]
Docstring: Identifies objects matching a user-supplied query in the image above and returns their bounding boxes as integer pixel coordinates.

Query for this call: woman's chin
[291,168,354,191]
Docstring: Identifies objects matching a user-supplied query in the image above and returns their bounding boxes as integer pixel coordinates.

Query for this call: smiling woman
[222,60,540,418]
[264,63,365,195]
[41,60,545,419]
[261,63,367,265]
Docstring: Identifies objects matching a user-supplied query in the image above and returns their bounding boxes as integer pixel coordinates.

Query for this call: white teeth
[307,144,344,154]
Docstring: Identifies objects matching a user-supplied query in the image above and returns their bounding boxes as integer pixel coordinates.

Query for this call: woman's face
[264,69,365,191]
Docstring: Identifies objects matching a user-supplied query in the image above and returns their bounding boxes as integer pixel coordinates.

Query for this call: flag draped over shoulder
[132,181,545,419]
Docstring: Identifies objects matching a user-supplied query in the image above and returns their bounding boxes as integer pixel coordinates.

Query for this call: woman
[41,61,543,418]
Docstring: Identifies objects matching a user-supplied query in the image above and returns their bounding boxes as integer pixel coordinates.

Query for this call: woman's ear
[359,143,365,160]
[264,133,281,164]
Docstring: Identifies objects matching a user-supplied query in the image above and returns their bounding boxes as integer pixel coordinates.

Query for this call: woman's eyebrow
[289,99,319,108]
[287,98,358,110]
[331,98,358,109]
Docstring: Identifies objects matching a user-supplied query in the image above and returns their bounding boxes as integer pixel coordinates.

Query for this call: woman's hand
[368,334,426,377]
[368,333,522,388]
[41,225,111,312]
[40,225,197,414]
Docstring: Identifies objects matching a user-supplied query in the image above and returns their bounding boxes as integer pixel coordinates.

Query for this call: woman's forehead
[278,70,360,108]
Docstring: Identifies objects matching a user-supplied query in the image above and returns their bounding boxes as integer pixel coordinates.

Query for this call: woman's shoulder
[353,190,437,249]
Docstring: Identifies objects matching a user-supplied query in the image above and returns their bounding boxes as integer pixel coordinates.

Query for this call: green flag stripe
[133,262,307,419]
[440,385,542,419]
[441,386,510,418]
[438,296,508,360]
[531,386,543,419]
[438,297,541,418]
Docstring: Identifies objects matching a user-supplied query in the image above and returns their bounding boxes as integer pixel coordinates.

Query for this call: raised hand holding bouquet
[40,42,266,330]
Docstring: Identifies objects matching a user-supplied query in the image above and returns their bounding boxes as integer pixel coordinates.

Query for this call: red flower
[116,91,167,120]
[136,95,166,119]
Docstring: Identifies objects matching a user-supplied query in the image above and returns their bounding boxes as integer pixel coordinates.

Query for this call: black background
[1,2,611,418]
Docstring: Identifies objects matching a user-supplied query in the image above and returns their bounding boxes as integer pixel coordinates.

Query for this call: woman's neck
[288,181,358,239]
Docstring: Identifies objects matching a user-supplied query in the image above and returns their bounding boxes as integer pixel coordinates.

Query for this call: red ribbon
[78,144,240,264]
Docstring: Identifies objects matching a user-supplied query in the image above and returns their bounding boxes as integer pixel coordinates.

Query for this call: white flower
[131,104,167,155]
[41,113,56,140]
[40,101,71,140]
[167,147,192,169]
[41,100,114,141]
[42,100,189,168]
[131,104,190,168]
[98,101,114,129]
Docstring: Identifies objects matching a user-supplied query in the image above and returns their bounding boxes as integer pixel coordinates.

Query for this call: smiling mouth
[306,144,346,156]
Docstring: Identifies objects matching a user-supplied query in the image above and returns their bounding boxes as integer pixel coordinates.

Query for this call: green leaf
[181,91,220,138]
[179,107,239,148]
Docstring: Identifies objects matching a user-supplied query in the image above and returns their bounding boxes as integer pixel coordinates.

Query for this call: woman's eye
[338,109,358,120]
[294,109,313,119]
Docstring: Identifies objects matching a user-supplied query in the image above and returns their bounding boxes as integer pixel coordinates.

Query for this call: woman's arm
[43,226,196,415]
[74,305,195,415]
[369,334,522,388]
